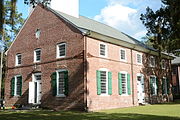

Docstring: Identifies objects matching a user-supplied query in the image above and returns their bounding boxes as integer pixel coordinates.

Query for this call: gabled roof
[49,7,156,51]
[6,5,173,59]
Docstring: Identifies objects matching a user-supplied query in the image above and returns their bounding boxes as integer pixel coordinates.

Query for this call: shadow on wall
[14,56,90,111]
[140,54,172,104]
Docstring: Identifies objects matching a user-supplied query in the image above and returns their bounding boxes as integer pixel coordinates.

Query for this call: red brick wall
[5,5,85,110]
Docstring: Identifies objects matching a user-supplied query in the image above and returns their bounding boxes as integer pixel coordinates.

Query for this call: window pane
[137,54,142,63]
[58,72,65,95]
[121,73,127,94]
[100,44,106,56]
[36,50,41,61]
[121,50,125,60]
[59,44,66,57]
[16,76,21,96]
[100,71,107,94]
[17,54,21,65]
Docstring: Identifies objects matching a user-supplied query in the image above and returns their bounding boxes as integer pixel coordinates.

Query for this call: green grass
[0,102,180,120]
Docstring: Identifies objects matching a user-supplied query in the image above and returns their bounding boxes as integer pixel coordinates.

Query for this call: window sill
[120,94,129,96]
[99,94,110,96]
[120,59,127,62]
[99,55,108,58]
[56,94,66,97]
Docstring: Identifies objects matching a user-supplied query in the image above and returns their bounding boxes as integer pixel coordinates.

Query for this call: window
[150,76,157,95]
[120,49,126,61]
[34,49,41,62]
[96,69,112,95]
[35,29,41,39]
[150,56,155,67]
[121,73,127,94]
[118,72,131,95]
[11,75,22,96]
[100,71,108,94]
[162,59,166,69]
[99,43,107,57]
[162,77,168,95]
[57,43,66,58]
[55,70,68,97]
[137,53,142,64]
[16,54,22,66]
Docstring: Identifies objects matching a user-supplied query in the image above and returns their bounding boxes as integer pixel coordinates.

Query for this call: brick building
[4,4,173,111]
[172,56,180,99]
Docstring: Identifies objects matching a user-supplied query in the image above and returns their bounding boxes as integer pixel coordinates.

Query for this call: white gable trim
[5,8,36,55]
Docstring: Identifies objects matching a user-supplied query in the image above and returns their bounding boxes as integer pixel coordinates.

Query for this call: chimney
[50,0,79,18]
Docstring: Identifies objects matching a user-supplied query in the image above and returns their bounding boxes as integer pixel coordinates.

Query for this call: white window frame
[14,75,22,96]
[56,69,67,97]
[162,59,166,69]
[56,43,66,58]
[150,56,155,67]
[120,71,128,95]
[34,49,41,63]
[99,43,108,58]
[120,48,127,62]
[136,53,142,65]
[162,77,168,95]
[150,75,157,95]
[15,54,22,66]
[99,68,109,95]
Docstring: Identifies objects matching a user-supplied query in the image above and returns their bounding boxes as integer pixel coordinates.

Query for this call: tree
[0,1,24,50]
[141,0,180,55]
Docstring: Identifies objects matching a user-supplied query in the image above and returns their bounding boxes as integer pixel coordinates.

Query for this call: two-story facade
[4,5,173,111]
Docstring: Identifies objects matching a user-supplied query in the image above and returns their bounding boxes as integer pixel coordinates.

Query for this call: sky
[17,0,162,41]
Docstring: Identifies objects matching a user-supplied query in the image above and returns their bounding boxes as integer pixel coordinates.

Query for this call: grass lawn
[0,102,180,120]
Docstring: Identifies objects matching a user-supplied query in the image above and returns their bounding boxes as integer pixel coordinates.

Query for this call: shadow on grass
[0,111,179,120]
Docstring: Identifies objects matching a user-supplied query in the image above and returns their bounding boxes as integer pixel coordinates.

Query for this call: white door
[28,73,42,104]
[137,74,145,104]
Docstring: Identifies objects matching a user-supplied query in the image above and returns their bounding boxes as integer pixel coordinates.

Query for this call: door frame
[137,73,145,104]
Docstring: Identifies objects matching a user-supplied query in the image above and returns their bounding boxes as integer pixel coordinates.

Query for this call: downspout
[82,30,90,111]
[131,45,136,105]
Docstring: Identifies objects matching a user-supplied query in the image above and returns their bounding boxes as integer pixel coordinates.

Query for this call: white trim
[5,8,35,55]
[120,48,127,62]
[136,53,142,65]
[15,53,22,66]
[56,43,66,59]
[99,42,108,58]
[34,48,41,63]
[99,68,109,95]
[56,69,67,97]
[119,71,128,95]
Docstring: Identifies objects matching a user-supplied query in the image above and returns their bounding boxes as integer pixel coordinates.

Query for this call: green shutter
[108,72,112,95]
[64,71,68,96]
[11,77,15,96]
[51,72,57,96]
[96,70,101,95]
[118,73,122,95]
[150,77,153,95]
[156,77,158,94]
[167,78,170,94]
[19,76,22,96]
[127,74,131,95]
